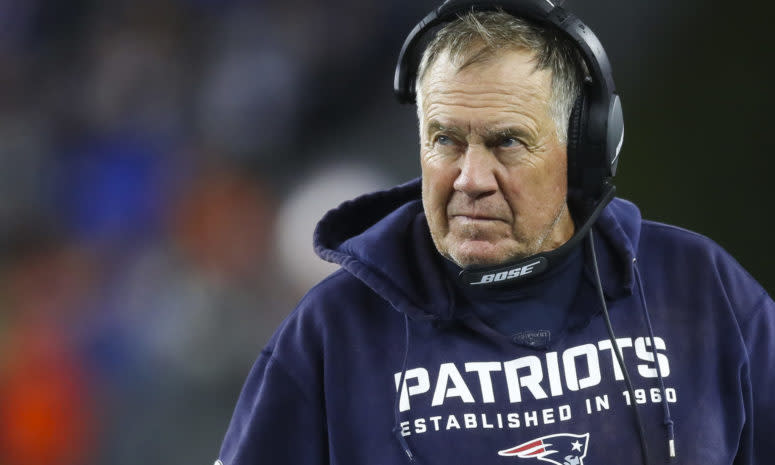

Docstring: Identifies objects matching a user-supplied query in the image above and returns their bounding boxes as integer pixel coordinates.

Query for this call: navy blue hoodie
[217,178,774,465]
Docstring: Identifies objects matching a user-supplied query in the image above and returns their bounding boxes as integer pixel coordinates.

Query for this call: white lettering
[394,368,430,412]
[400,421,410,437]
[545,351,563,396]
[472,261,541,285]
[634,337,670,378]
[414,418,426,434]
[597,338,634,381]
[464,362,502,403]
[432,363,475,407]
[399,406,577,437]
[520,261,540,276]
[542,408,555,424]
[504,356,548,402]
[524,410,539,427]
[394,336,672,411]
[563,344,601,391]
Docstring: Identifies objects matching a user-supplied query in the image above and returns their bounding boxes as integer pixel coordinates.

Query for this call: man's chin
[447,241,528,268]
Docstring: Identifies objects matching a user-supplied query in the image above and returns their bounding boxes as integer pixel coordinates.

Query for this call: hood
[314,177,643,318]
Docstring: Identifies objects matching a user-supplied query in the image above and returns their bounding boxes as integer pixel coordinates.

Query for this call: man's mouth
[451,214,504,222]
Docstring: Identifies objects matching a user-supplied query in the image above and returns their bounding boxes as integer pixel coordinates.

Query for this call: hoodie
[217,178,774,465]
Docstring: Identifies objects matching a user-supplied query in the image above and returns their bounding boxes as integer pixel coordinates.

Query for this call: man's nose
[453,145,498,199]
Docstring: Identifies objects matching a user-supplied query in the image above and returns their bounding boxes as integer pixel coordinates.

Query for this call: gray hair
[415,10,586,143]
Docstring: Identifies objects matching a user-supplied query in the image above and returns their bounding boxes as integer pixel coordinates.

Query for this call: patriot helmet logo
[498,433,590,465]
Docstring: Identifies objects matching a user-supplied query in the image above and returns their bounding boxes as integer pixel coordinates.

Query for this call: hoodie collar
[314,179,453,320]
[314,177,643,317]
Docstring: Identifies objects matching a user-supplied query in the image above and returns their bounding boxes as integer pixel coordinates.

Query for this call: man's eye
[499,137,519,148]
[436,135,454,146]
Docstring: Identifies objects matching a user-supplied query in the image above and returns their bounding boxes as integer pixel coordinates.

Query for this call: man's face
[419,47,575,267]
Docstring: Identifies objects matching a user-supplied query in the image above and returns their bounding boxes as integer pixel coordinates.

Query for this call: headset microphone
[458,184,615,287]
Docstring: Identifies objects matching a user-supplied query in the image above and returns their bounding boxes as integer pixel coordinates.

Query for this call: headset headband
[396,0,613,100]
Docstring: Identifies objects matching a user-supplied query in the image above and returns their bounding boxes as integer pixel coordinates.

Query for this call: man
[217,2,774,464]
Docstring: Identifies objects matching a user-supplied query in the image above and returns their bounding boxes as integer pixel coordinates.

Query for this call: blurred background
[0,0,771,464]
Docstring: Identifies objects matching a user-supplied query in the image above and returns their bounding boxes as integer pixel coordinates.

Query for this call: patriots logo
[498,433,590,465]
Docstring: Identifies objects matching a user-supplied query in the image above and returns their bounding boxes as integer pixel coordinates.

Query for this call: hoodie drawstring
[393,313,420,463]
[633,259,676,460]
[588,231,651,465]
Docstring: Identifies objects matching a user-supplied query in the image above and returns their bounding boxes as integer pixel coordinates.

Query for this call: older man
[217,2,774,465]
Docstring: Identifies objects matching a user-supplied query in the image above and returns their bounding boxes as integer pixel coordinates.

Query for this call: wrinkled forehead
[419,48,553,119]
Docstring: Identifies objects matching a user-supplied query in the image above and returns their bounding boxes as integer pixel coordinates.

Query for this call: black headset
[394,0,623,211]
[394,0,624,287]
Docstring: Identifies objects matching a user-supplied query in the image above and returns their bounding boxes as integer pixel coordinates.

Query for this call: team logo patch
[498,433,590,465]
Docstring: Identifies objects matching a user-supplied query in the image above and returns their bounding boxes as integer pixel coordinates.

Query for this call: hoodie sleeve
[735,292,775,465]
[216,346,328,465]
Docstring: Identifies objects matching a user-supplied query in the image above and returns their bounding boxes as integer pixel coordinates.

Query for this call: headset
[393,0,624,287]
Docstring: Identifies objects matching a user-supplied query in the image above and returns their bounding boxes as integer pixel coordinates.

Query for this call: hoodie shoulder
[301,267,385,311]
[638,219,769,321]
[640,218,740,264]
[263,268,388,382]
[275,268,382,337]
[600,198,767,320]
[275,267,400,340]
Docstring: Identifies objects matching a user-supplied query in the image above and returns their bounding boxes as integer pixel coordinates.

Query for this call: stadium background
[0,0,771,464]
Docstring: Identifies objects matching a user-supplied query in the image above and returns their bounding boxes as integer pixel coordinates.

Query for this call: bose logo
[471,260,542,285]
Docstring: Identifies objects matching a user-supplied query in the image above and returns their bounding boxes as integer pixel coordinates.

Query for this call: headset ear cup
[567,93,586,199]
